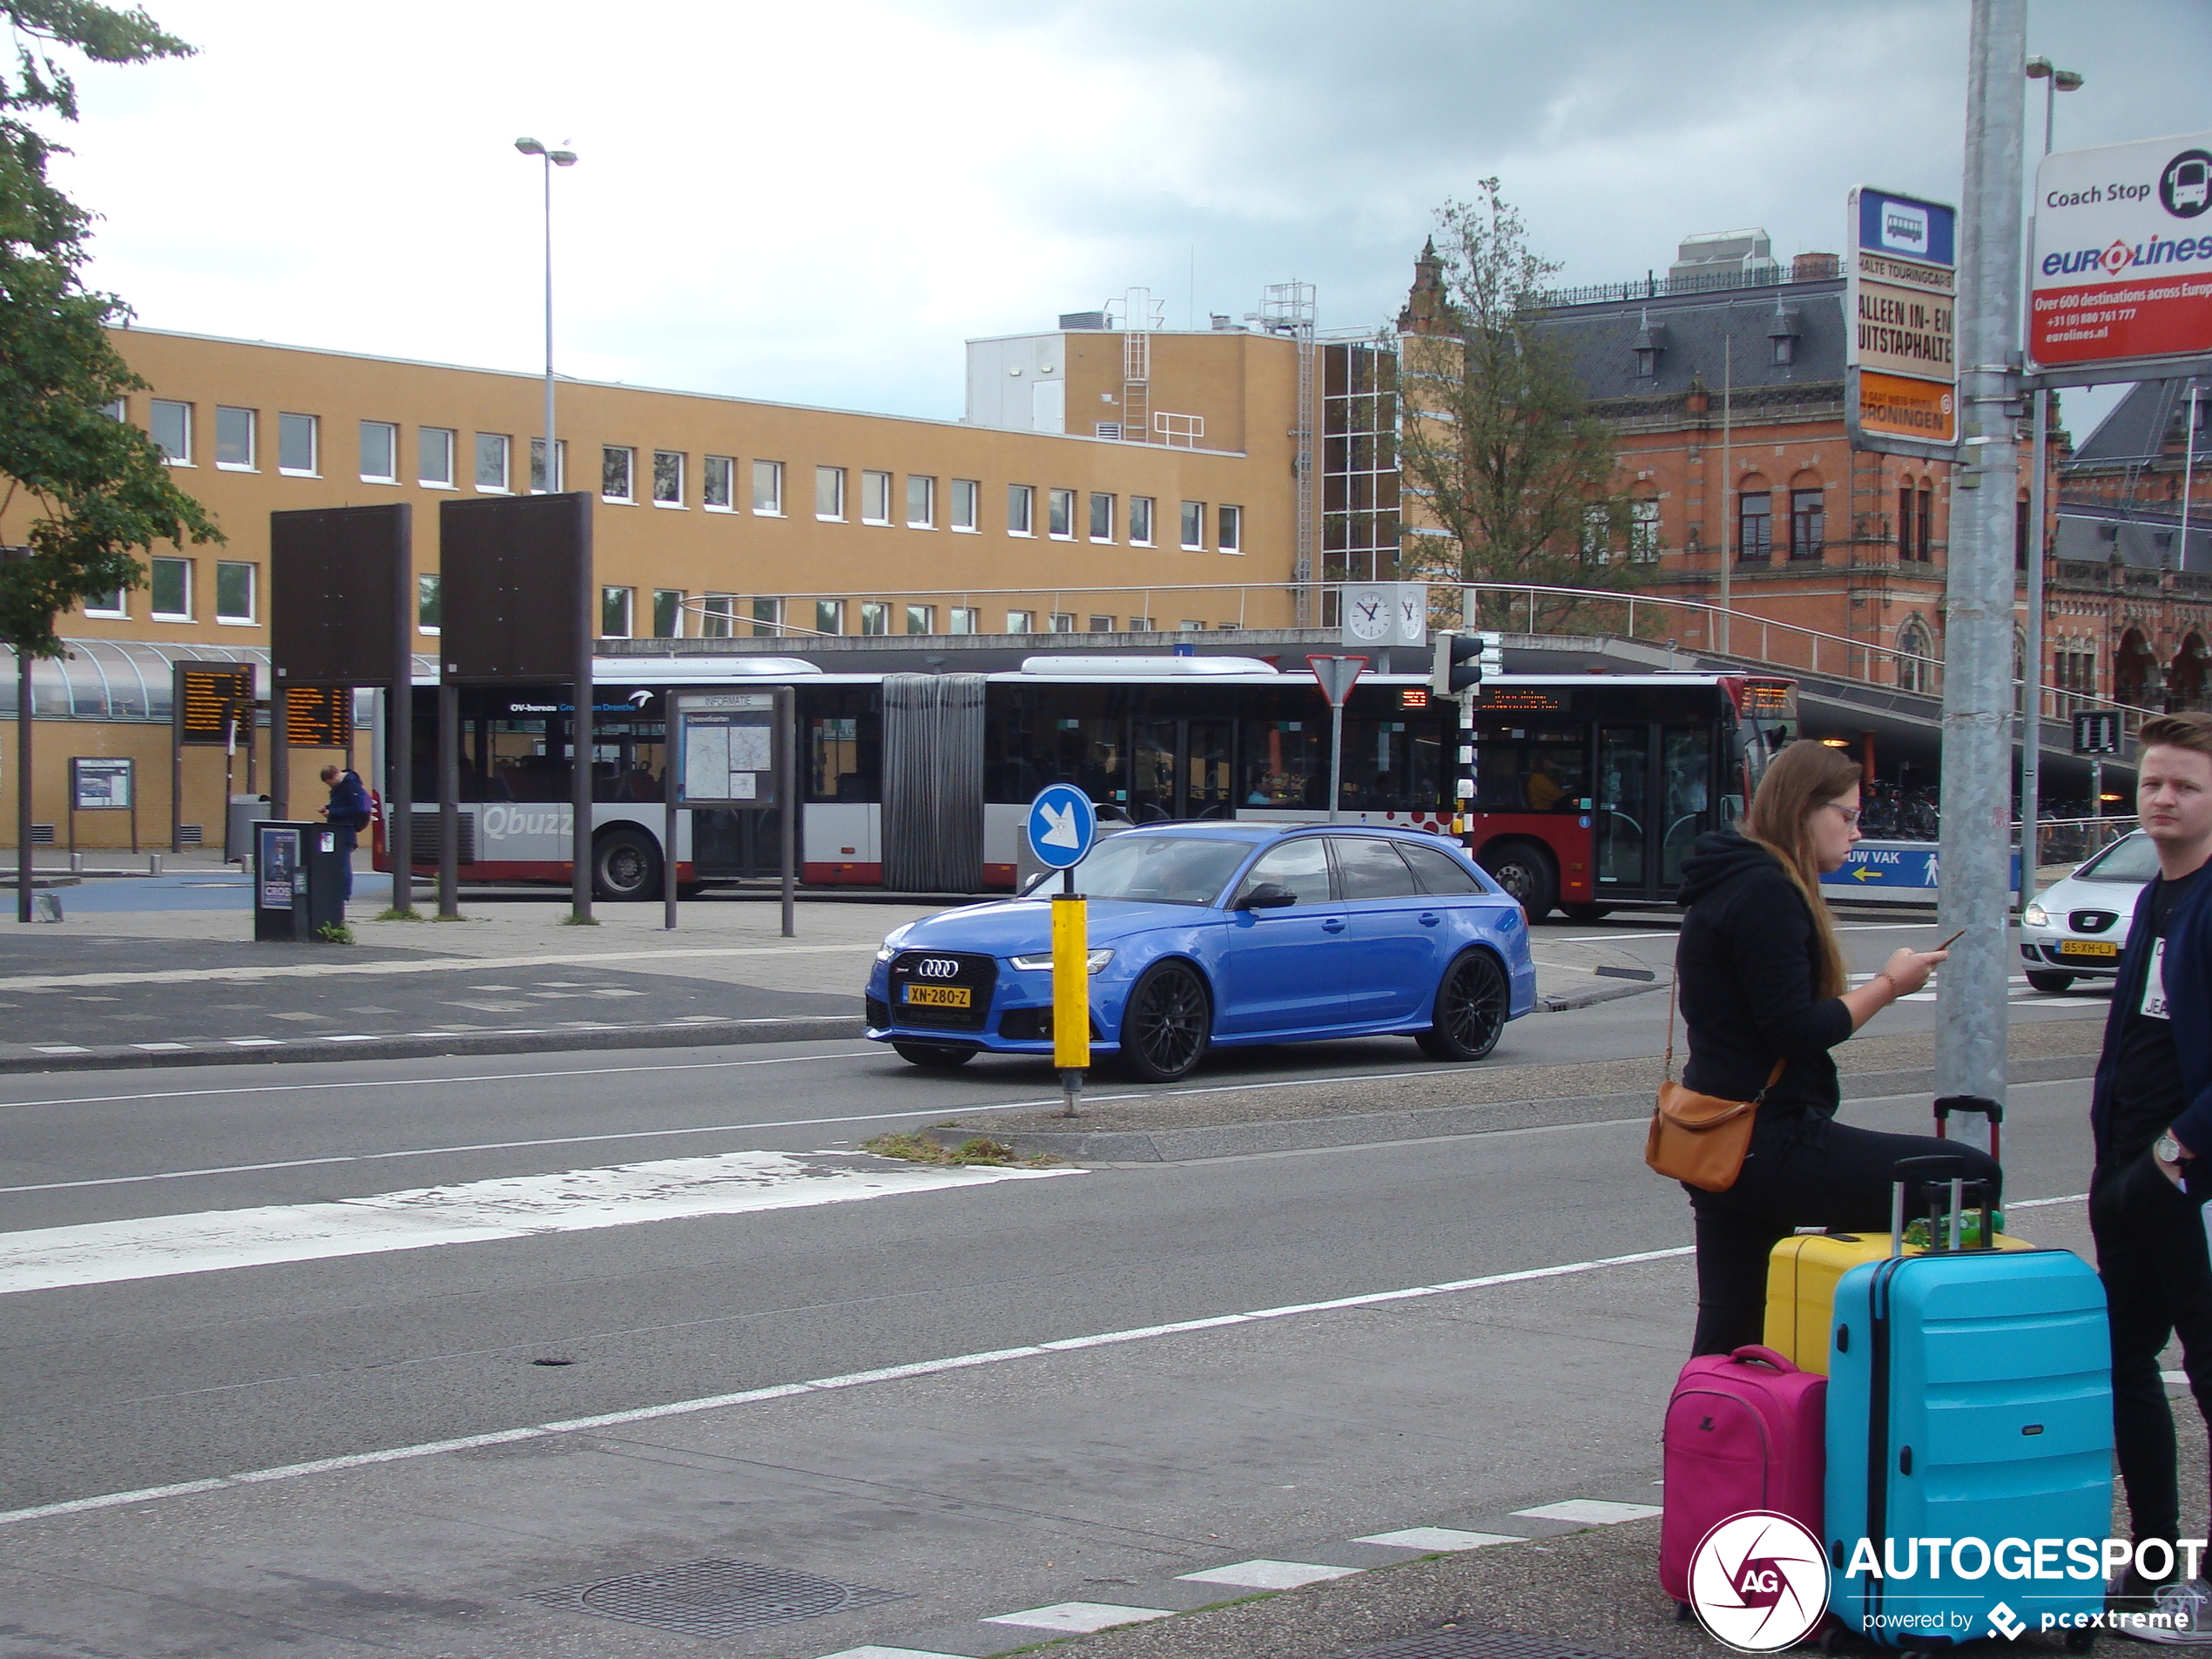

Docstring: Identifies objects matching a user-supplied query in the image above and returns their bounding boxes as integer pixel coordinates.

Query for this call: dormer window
[1631,321,1669,380]
[1767,307,1803,366]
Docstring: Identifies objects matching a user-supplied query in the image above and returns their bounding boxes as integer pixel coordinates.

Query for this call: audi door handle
[1419,912,1441,926]
[1321,918,1345,933]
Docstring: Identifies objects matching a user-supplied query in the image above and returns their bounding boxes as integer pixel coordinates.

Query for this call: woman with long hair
[1676,739,1995,1356]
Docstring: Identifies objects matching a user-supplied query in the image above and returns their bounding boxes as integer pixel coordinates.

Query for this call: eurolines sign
[2032,129,2212,369]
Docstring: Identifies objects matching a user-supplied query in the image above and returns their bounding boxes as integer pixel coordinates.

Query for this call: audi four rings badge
[914,958,961,979]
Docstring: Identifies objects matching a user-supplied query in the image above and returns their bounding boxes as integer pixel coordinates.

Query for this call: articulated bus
[374,658,1797,918]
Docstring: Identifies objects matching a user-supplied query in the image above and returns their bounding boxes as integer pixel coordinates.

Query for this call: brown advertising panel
[175,663,253,745]
[283,685,353,749]
[438,493,591,682]
[269,504,412,688]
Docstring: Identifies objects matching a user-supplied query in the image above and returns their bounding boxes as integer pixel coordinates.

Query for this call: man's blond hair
[2140,711,2212,765]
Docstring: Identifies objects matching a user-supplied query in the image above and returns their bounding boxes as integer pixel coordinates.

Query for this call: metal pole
[437,679,459,919]
[170,664,184,853]
[663,749,678,933]
[2020,386,2049,904]
[2182,384,2202,576]
[570,542,594,924]
[778,685,795,938]
[388,675,414,916]
[1719,333,1732,655]
[16,649,30,923]
[543,154,556,496]
[1327,700,1344,823]
[1936,0,2027,1108]
[270,684,287,822]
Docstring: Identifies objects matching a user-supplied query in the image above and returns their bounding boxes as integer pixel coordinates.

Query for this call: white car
[2019,832,2157,993]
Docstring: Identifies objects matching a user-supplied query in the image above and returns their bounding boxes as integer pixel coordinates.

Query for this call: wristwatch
[2157,1130,2187,1165]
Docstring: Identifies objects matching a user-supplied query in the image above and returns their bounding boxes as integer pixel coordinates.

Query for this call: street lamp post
[2018,58,2081,905]
[514,138,577,493]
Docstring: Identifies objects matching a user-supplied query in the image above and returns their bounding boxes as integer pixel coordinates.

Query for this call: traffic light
[1429,630,1494,698]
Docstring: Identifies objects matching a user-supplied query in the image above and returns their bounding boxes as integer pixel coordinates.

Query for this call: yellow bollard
[1052,890,1089,1115]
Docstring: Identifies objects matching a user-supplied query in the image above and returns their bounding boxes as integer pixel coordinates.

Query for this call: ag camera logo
[1689,1511,1831,1653]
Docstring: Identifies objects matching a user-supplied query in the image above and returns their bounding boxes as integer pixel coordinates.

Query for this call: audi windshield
[1053,834,1253,906]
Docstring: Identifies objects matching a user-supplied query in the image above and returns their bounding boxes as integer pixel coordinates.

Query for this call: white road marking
[1512,1499,1662,1524]
[982,1603,1176,1633]
[0,1151,1071,1297]
[1177,1560,1359,1589]
[1357,1527,1525,1550]
[0,1241,1700,1528]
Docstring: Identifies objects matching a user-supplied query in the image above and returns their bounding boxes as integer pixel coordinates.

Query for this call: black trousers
[1689,1107,2002,1357]
[2089,1150,2212,1550]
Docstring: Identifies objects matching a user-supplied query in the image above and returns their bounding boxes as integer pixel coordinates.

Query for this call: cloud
[42,0,2211,425]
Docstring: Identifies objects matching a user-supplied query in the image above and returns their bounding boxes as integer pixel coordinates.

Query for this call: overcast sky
[44,0,2212,435]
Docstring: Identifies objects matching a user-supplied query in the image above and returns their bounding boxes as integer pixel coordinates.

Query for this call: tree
[0,1,219,660]
[1395,179,1635,631]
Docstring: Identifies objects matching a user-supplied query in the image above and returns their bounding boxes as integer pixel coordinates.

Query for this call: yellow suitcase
[1764,1225,2034,1373]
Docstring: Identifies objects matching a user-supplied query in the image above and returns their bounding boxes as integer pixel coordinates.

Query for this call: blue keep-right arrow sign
[1026,784,1098,871]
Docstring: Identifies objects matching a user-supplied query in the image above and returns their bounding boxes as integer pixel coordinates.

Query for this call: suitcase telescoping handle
[1933,1094,2003,1163]
[1888,1155,1969,1257]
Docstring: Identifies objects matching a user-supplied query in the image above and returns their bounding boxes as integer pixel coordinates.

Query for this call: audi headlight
[1008,949,1115,974]
[2022,904,2048,928]
[874,945,897,962]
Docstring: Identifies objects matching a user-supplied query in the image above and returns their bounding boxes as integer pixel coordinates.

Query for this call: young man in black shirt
[2092,712,2212,1639]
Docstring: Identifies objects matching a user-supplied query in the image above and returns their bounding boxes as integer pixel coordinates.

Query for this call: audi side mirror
[1233,882,1298,910]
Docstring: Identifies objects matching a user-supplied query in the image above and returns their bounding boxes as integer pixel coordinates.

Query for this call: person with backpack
[317,763,372,903]
[1674,738,1980,1357]
[2087,711,2212,1635]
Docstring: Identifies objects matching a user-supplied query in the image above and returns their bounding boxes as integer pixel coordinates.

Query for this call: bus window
[804,689,881,803]
[1474,725,1587,813]
[1238,717,1326,808]
[1660,726,1715,888]
[1336,716,1445,813]
[985,687,1121,806]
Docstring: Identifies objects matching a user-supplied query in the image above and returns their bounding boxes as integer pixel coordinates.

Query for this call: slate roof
[2069,374,2211,467]
[1533,278,1847,404]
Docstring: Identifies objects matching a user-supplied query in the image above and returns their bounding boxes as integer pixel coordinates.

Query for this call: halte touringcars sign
[2032,130,2212,373]
[1846,186,1959,457]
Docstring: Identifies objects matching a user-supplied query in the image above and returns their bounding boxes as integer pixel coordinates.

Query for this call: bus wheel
[893,1041,976,1068]
[1561,904,1612,923]
[591,827,664,901]
[1417,949,1508,1062]
[1480,840,1558,921]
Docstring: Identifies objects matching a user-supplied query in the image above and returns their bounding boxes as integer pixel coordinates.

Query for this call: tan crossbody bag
[1643,974,1785,1192]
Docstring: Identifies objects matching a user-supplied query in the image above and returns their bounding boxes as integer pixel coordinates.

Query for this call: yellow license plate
[903,984,971,1008]
[2059,940,2119,958]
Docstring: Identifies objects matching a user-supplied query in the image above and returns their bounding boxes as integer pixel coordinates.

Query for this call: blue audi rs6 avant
[865,823,1537,1082]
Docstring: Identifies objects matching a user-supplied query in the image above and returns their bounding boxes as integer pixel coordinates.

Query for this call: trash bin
[252,820,348,941]
[226,793,271,865]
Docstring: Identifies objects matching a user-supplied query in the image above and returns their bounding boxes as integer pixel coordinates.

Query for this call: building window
[1129,615,1154,632]
[1049,611,1075,633]
[816,465,846,520]
[100,396,125,422]
[1130,496,1155,545]
[1581,505,1611,563]
[704,455,735,510]
[653,449,685,506]
[602,445,635,502]
[860,600,889,635]
[652,589,684,637]
[150,399,191,463]
[1088,615,1116,632]
[951,477,979,531]
[475,432,510,492]
[1008,484,1035,535]
[529,437,566,493]
[600,586,634,638]
[751,597,783,637]
[1179,619,1207,632]
[907,475,934,528]
[858,469,891,524]
[360,420,398,483]
[419,427,455,487]
[752,459,784,514]
[1897,619,1934,693]
[215,406,255,470]
[215,561,256,623]
[948,606,979,634]
[698,594,734,637]
[904,604,934,634]
[1049,487,1076,538]
[813,599,843,636]
[1180,501,1205,550]
[1089,493,1115,541]
[2015,492,2030,571]
[1737,490,1772,563]
[150,556,191,619]
[279,411,318,475]
[1005,609,1035,633]
[84,586,125,618]
[1217,503,1243,553]
[1629,499,1661,562]
[1790,488,1824,561]
[418,571,442,633]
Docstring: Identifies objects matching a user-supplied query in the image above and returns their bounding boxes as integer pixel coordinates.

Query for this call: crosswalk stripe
[0,1151,1073,1297]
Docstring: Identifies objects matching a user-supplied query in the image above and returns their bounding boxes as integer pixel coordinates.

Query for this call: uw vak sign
[2032,130,2212,371]
[1818,841,2021,904]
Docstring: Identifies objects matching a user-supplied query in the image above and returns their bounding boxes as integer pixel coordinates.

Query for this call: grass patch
[314,922,356,945]
[374,907,423,922]
[560,913,600,926]
[862,1132,1060,1169]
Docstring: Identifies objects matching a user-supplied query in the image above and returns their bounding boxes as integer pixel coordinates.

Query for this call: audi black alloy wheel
[1117,961,1211,1082]
[1416,949,1507,1062]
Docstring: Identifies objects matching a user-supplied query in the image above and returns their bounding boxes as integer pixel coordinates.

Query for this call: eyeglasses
[1826,803,1862,826]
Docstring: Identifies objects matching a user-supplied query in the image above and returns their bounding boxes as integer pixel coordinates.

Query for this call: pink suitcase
[1659,1344,1826,1604]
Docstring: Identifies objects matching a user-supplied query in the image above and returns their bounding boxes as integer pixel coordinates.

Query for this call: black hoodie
[1673,830,1853,1118]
